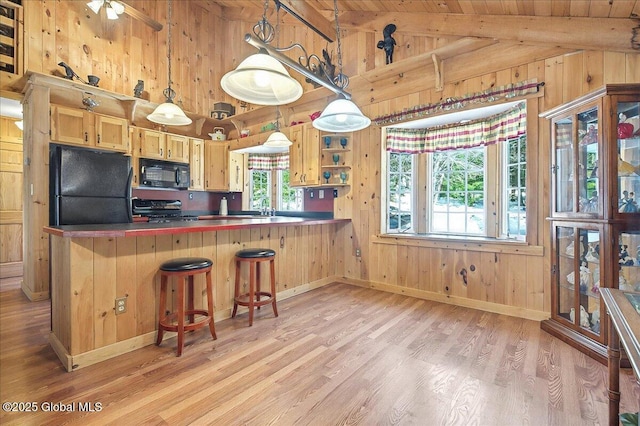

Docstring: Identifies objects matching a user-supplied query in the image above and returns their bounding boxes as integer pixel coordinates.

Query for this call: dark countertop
[44,216,350,238]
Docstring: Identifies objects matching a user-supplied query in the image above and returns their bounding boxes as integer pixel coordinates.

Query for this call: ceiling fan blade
[120,1,163,32]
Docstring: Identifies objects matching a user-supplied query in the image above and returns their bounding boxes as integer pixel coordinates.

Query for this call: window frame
[381,102,531,243]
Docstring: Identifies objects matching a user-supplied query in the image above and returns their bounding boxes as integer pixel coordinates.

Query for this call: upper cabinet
[289,123,320,187]
[545,85,640,220]
[132,127,189,164]
[189,138,204,190]
[204,141,229,191]
[228,151,244,193]
[51,105,130,154]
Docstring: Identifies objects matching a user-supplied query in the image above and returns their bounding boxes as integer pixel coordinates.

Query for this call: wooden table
[600,288,640,426]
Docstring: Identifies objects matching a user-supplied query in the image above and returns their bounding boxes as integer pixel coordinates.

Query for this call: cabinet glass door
[577,107,600,214]
[554,118,574,213]
[617,230,640,292]
[616,101,639,215]
[556,226,601,337]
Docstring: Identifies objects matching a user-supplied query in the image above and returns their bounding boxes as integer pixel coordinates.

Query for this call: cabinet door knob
[97,134,101,144]
[160,148,163,156]
[168,149,172,158]
[84,131,88,142]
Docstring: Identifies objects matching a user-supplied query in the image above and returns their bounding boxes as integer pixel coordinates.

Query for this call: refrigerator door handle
[126,167,133,223]
[175,169,180,185]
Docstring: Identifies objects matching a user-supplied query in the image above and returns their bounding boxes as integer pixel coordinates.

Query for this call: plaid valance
[248,153,289,170]
[386,101,527,154]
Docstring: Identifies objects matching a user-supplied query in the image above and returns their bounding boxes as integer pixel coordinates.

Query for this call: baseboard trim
[339,277,549,322]
[21,281,49,301]
[0,261,22,279]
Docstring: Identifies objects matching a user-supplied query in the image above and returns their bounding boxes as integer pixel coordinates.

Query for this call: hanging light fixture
[87,0,125,20]
[264,106,292,147]
[221,0,302,106]
[313,0,370,132]
[147,0,191,126]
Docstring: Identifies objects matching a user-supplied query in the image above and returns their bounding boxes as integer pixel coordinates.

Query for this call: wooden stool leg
[156,274,168,346]
[270,258,278,317]
[256,260,261,310]
[206,269,217,340]
[232,259,240,318]
[187,275,195,325]
[248,262,256,326]
[176,277,185,356]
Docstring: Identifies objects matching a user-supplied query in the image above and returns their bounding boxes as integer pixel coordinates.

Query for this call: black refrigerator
[50,144,133,226]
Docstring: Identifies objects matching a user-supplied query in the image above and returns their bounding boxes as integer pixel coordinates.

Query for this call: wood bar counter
[44,217,350,371]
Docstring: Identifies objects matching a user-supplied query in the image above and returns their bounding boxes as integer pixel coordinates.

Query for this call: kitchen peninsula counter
[44,216,349,238]
[45,217,350,371]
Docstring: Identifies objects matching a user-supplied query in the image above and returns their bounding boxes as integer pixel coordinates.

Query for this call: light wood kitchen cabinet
[134,127,166,160]
[189,138,205,190]
[166,134,190,163]
[51,105,130,154]
[289,123,320,187]
[228,151,244,192]
[205,141,229,191]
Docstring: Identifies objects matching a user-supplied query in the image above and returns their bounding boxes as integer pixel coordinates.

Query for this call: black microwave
[140,158,190,189]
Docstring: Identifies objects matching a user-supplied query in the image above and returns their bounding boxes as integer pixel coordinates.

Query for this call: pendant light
[87,0,124,20]
[264,106,292,147]
[147,0,192,126]
[221,0,302,106]
[313,0,370,133]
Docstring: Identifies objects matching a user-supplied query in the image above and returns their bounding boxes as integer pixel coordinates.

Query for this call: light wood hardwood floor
[1,279,638,425]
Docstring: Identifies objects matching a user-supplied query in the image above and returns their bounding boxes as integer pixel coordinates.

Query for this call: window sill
[374,233,544,256]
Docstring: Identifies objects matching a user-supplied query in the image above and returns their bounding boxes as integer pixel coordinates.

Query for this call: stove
[132,199,199,223]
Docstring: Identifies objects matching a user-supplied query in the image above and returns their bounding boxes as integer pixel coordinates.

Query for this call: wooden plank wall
[0,116,23,278]
[10,1,640,320]
[51,223,342,355]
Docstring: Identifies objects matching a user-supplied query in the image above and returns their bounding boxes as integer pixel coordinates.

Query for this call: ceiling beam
[122,2,163,32]
[276,0,335,42]
[338,12,638,53]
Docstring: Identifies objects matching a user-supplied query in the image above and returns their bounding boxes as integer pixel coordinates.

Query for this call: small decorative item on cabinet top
[618,113,635,139]
[209,127,226,141]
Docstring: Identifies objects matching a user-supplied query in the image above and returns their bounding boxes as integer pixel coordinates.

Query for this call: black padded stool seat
[156,257,216,356]
[160,257,213,271]
[235,249,276,259]
[233,248,278,326]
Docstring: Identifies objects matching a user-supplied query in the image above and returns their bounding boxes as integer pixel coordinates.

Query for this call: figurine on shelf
[619,191,638,213]
[591,308,600,334]
[591,266,600,294]
[585,191,598,212]
[376,24,397,65]
[618,156,637,176]
[569,307,575,323]
[619,244,635,266]
[579,124,598,145]
[579,305,590,328]
[565,240,575,256]
[618,113,635,139]
[619,271,633,291]
[566,270,575,287]
[579,260,592,291]
[585,242,599,262]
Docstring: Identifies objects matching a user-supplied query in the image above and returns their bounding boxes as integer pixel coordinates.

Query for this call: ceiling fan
[86,0,163,31]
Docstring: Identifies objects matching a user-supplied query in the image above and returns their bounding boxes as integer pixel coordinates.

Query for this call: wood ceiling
[211,0,640,18]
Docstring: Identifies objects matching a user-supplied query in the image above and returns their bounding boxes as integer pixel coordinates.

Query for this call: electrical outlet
[333,189,338,198]
[115,297,127,315]
[355,248,361,257]
[319,189,324,199]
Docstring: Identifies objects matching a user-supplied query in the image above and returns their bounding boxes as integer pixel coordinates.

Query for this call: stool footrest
[234,291,273,307]
[159,310,212,333]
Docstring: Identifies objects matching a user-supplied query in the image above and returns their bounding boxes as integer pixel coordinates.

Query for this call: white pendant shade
[221,52,303,106]
[312,98,371,132]
[87,0,124,18]
[264,131,292,147]
[87,0,103,14]
[148,102,192,126]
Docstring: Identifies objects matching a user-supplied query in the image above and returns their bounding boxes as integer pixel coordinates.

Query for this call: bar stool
[232,248,278,326]
[156,257,216,356]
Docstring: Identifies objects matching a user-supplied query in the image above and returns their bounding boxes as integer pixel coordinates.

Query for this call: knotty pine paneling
[50,223,340,356]
[0,117,23,265]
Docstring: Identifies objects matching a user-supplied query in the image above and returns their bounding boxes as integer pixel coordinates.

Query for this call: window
[383,101,527,241]
[249,170,271,210]
[278,170,303,211]
[431,147,485,235]
[248,155,303,212]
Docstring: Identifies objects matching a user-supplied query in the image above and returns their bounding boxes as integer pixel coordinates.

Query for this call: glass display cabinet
[541,84,640,363]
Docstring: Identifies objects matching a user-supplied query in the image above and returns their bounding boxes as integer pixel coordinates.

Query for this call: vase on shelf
[340,137,348,148]
[324,136,332,149]
[333,153,340,165]
[340,171,347,184]
[323,171,331,184]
